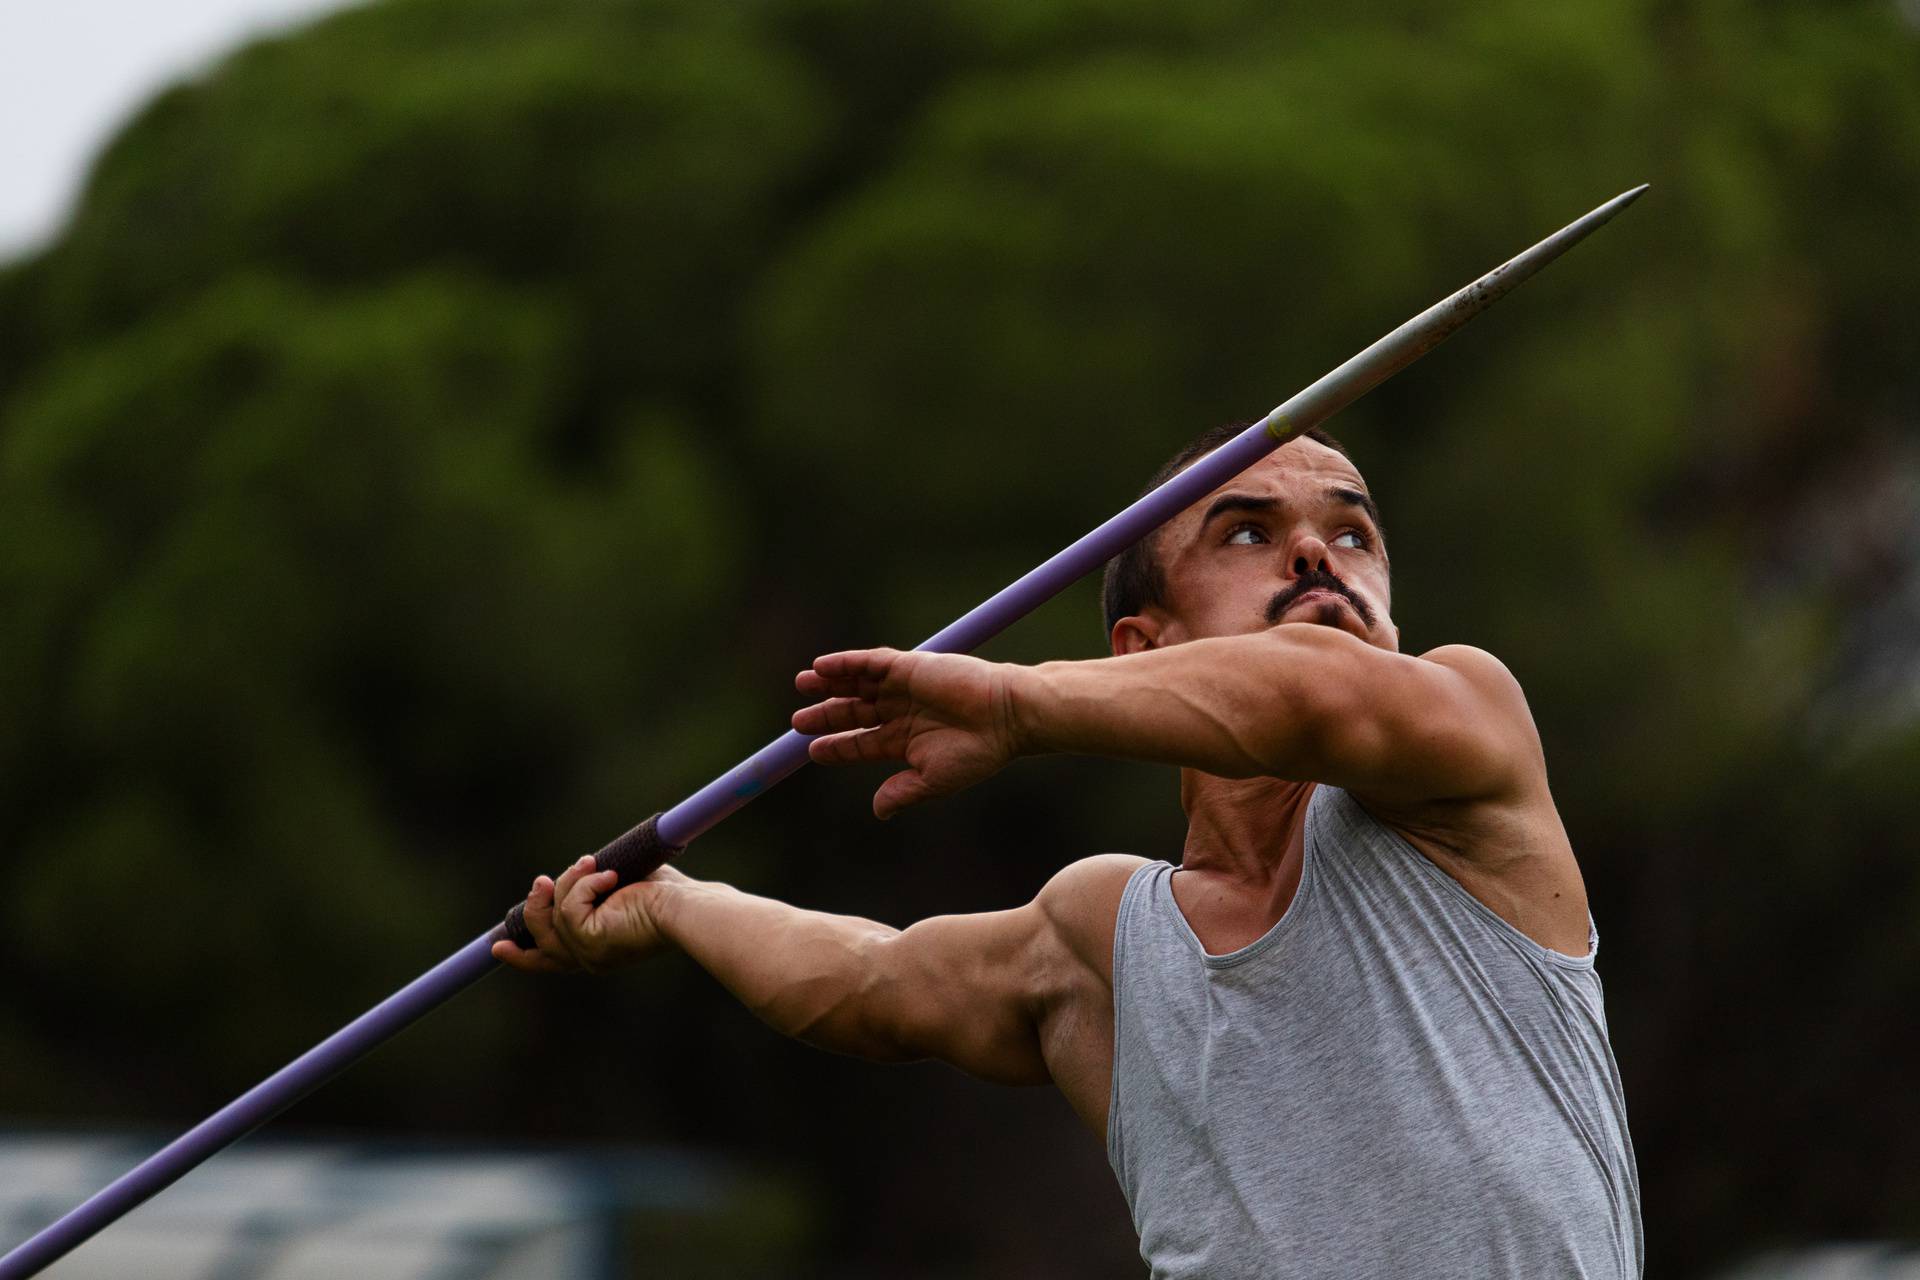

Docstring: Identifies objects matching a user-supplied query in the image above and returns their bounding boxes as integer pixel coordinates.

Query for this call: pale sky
[0,0,351,259]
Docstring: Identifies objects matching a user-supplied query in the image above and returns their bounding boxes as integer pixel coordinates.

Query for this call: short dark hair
[1099,423,1361,636]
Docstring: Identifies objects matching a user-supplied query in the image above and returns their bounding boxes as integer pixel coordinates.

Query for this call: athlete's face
[1110,439,1398,655]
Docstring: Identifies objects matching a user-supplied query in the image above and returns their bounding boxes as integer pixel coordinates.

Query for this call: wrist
[646,876,699,950]
[650,875,726,950]
[1005,661,1060,757]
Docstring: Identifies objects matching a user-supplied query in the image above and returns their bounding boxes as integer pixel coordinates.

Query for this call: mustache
[1266,569,1376,628]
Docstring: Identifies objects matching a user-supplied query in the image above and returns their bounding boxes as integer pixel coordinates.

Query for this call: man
[496,424,1643,1278]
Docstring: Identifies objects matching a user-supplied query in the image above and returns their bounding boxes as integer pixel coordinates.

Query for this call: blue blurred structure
[1713,1245,1920,1279]
[0,1134,788,1279]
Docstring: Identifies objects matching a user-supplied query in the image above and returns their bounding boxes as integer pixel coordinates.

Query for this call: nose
[1289,534,1332,577]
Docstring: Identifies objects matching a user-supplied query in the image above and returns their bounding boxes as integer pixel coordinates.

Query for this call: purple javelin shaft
[0,185,1644,1278]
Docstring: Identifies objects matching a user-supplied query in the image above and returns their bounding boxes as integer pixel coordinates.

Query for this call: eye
[1332,530,1367,550]
[1225,523,1268,546]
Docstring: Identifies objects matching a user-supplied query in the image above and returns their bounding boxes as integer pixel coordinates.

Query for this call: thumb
[873,768,936,821]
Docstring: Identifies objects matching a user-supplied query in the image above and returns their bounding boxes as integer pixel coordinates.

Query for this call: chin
[1311,601,1357,631]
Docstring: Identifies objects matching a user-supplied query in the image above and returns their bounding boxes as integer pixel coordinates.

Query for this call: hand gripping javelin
[0,184,1646,1278]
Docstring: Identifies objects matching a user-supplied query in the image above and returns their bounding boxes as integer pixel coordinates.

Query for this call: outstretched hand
[793,648,1026,819]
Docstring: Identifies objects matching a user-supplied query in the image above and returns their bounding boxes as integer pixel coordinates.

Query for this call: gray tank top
[1107,785,1641,1278]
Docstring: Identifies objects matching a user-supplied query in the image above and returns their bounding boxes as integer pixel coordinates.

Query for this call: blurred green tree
[2,0,1917,1273]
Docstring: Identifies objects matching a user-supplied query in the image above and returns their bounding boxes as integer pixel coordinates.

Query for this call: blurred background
[2,0,1917,1275]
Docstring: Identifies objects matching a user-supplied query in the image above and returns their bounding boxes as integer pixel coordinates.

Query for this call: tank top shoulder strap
[1111,859,1173,968]
[1107,858,1172,1172]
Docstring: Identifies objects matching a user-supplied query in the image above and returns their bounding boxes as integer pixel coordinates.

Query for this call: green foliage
[2,0,1917,1272]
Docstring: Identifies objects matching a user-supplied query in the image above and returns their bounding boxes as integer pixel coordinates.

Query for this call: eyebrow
[1199,486,1382,530]
[1200,493,1277,526]
[1330,486,1383,529]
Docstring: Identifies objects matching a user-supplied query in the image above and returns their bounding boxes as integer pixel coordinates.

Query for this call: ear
[1110,613,1163,657]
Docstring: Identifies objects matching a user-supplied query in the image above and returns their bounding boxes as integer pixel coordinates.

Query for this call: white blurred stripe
[0,0,353,257]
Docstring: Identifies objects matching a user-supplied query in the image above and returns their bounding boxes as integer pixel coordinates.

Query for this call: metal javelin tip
[1256,184,1651,441]
[1424,182,1650,338]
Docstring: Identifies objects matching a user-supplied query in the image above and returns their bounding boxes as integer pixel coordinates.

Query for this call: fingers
[556,867,621,932]
[495,855,631,976]
[791,696,883,736]
[807,723,907,766]
[496,872,577,972]
[811,648,900,680]
[554,865,626,975]
[873,768,936,821]
[520,874,567,956]
[793,650,917,746]
[794,649,901,700]
[552,854,596,910]
[491,938,569,973]
[795,670,882,700]
[497,846,667,976]
[547,855,603,955]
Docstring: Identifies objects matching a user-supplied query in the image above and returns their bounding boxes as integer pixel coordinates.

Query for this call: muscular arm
[796,629,1542,815]
[1016,628,1541,804]
[657,878,1054,1083]
[500,852,1138,1099]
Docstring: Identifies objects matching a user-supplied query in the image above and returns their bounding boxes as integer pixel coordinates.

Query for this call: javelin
[0,183,1646,1278]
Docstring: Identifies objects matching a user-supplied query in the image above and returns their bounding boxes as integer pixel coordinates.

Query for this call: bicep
[860,854,1139,1087]
[861,906,1054,1086]
[1290,640,1539,804]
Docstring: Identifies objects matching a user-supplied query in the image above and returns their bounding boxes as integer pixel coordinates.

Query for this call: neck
[1177,770,1316,882]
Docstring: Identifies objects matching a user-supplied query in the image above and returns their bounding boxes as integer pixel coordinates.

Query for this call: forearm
[654,878,913,1060]
[1014,629,1354,778]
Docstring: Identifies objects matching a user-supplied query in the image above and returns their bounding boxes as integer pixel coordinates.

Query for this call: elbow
[1244,655,1371,780]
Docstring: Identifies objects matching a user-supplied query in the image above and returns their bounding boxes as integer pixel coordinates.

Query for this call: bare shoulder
[1416,644,1542,746]
[1418,643,1524,697]
[1034,853,1148,981]
[1373,649,1588,951]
